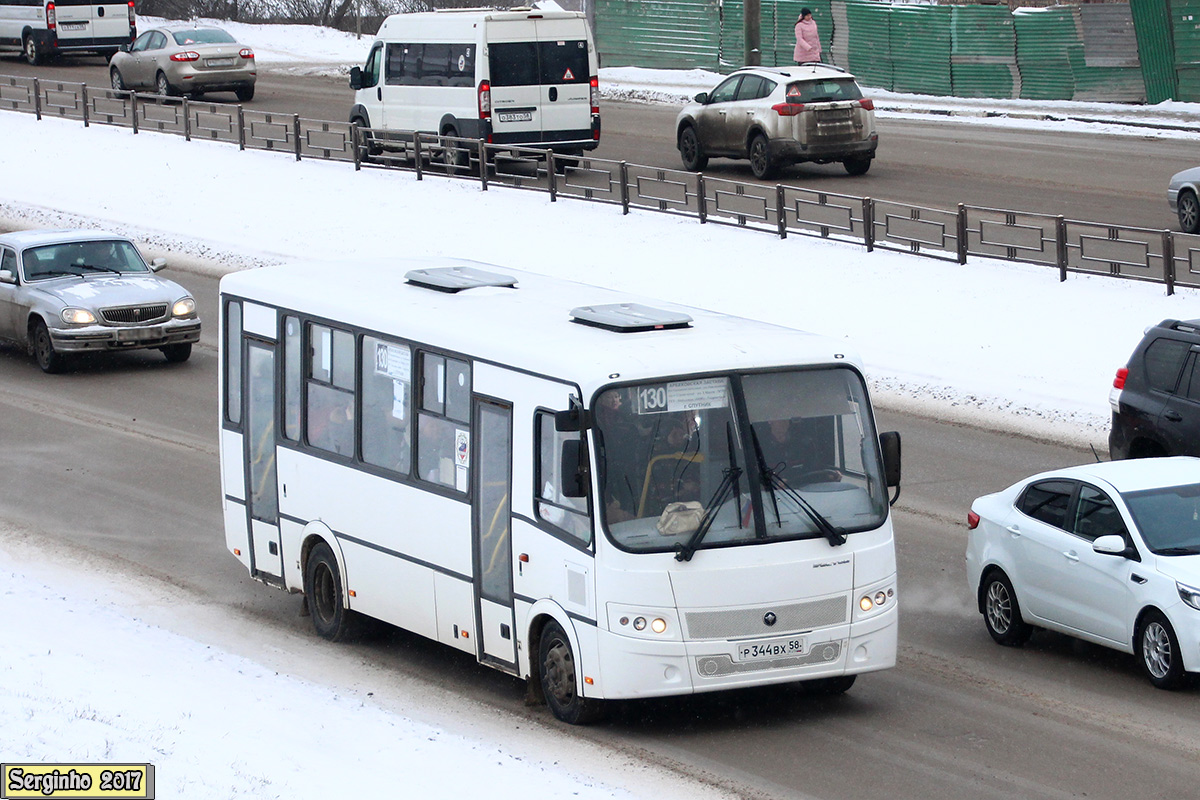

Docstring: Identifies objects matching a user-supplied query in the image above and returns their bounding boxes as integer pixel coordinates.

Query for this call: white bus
[219,258,902,723]
[0,0,136,64]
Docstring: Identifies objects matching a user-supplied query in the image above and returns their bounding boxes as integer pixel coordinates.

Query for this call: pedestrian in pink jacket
[794,9,822,64]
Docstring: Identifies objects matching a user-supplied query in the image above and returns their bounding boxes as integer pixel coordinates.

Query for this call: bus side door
[473,397,516,668]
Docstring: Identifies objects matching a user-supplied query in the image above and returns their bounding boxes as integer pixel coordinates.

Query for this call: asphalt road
[2,56,1199,799]
[1,54,1193,231]
[0,262,1197,800]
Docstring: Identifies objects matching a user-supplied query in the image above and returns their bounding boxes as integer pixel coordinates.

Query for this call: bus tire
[304,541,363,642]
[538,620,604,725]
[805,675,856,694]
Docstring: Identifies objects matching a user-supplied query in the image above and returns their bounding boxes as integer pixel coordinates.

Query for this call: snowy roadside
[0,526,742,800]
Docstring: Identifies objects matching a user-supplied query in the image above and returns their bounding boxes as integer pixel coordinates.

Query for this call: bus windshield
[594,367,888,554]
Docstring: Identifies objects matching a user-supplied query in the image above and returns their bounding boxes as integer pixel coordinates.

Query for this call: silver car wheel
[1141,620,1172,680]
[1179,191,1200,234]
[985,580,1012,634]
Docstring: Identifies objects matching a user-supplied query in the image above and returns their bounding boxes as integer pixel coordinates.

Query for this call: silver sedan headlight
[172,297,197,318]
[61,307,96,325]
[1177,581,1200,611]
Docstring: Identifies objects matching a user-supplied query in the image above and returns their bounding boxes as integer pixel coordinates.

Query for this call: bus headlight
[857,585,895,617]
[609,605,678,640]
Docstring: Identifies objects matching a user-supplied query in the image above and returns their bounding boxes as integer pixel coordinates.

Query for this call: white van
[349,8,600,159]
[0,0,136,64]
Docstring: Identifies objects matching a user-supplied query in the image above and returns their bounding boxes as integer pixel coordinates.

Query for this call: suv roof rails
[1169,319,1200,333]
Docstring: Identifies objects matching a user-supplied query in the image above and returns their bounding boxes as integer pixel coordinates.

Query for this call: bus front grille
[684,596,848,640]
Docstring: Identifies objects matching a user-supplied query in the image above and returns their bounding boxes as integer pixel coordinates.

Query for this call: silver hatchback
[675,64,877,180]
[0,230,201,373]
[110,26,257,102]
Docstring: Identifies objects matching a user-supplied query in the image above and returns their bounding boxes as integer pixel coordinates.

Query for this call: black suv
[1110,319,1200,459]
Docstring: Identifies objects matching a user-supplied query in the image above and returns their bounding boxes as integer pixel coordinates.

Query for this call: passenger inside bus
[753,416,839,486]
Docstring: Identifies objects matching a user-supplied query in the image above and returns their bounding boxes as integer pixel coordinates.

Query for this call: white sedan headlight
[172,297,197,318]
[61,308,96,325]
[1177,581,1200,611]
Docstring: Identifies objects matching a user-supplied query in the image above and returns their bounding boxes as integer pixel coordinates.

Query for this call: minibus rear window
[489,40,589,87]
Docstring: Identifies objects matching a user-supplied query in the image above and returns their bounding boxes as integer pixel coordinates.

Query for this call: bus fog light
[874,591,887,606]
[633,616,647,631]
[619,616,630,626]
[859,596,873,612]
[650,617,667,634]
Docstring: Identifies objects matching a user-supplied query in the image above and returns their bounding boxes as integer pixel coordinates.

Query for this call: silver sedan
[0,230,201,373]
[1168,167,1200,234]
[109,26,257,102]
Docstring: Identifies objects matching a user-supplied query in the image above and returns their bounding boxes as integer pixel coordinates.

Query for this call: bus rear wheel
[304,541,363,641]
[539,620,604,724]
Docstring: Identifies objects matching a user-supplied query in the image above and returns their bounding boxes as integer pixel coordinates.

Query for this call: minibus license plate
[497,111,532,123]
[735,636,806,662]
[60,22,87,30]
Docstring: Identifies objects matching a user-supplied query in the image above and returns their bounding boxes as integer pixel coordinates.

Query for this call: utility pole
[745,0,761,66]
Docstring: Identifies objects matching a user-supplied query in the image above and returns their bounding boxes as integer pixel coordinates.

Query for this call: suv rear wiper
[749,427,846,547]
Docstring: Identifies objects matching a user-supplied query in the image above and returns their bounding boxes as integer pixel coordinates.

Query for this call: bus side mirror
[349,66,363,91]
[879,431,901,503]
[560,439,588,498]
[555,406,591,432]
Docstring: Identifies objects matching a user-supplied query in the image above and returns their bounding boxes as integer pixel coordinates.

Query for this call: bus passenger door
[244,340,283,582]
[473,398,516,669]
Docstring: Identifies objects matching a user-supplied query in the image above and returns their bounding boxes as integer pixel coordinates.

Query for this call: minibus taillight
[590,76,599,114]
[859,98,875,110]
[170,51,200,62]
[967,511,980,530]
[1113,367,1129,390]
[239,48,254,59]
[46,1,55,30]
[127,0,135,25]
[478,80,491,119]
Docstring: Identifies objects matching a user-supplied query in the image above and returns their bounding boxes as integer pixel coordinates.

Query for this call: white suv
[675,64,877,180]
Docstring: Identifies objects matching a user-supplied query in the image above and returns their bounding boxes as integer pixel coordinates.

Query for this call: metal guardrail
[5,74,1198,295]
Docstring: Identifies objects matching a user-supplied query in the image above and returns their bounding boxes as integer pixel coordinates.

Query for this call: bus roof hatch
[405,266,518,292]
[569,303,693,332]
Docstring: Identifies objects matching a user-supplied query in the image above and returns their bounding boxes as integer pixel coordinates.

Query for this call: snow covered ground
[3,16,1200,800]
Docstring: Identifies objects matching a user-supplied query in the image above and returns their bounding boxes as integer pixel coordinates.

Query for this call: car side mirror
[349,66,363,91]
[1093,534,1137,560]
[694,91,709,104]
[149,257,167,272]
[560,439,588,498]
[120,44,130,52]
[0,269,14,284]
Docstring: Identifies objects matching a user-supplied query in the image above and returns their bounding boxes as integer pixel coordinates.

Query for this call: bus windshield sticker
[392,380,407,420]
[636,378,728,415]
[455,429,470,468]
[375,342,411,382]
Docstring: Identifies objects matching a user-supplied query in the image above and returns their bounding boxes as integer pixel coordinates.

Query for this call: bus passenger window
[306,322,357,458]
[282,315,301,441]
[362,336,412,475]
[224,301,242,426]
[536,412,591,544]
[417,351,471,492]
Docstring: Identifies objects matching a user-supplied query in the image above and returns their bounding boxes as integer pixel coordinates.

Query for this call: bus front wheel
[304,541,363,642]
[538,620,604,725]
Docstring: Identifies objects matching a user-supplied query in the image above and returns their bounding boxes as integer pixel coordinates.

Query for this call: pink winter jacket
[794,18,822,63]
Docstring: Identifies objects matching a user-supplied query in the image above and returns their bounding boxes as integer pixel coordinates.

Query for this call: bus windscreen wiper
[675,459,743,562]
[749,427,846,547]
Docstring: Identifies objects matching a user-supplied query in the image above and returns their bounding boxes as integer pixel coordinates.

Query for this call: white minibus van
[0,0,136,64]
[348,8,600,159]
[219,258,903,724]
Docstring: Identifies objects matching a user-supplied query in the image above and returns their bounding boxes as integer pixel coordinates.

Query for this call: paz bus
[219,257,902,723]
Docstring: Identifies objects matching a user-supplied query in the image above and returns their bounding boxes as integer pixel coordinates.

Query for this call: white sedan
[966,457,1200,689]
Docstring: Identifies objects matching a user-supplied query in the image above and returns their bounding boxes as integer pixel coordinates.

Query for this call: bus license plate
[497,111,532,123]
[735,636,806,662]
